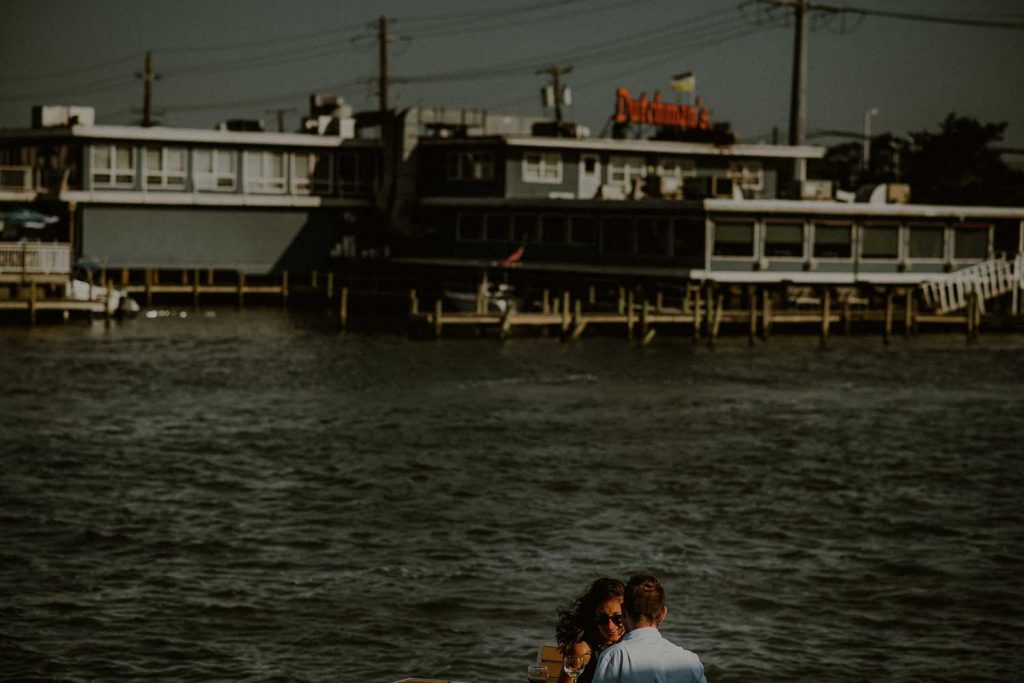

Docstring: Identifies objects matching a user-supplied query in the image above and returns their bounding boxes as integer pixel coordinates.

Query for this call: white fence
[919,254,1024,314]
[0,242,72,275]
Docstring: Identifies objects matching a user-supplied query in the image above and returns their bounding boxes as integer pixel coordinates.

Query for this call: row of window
[444,150,764,190]
[454,213,991,261]
[712,219,989,261]
[90,144,375,195]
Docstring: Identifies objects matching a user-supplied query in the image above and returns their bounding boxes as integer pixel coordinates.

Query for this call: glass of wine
[563,652,588,682]
[526,664,549,683]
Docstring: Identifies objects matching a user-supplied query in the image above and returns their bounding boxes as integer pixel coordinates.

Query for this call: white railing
[0,165,35,193]
[0,242,72,275]
[919,254,1024,314]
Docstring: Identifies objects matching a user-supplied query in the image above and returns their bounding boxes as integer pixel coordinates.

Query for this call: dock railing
[919,254,1024,314]
[0,242,72,276]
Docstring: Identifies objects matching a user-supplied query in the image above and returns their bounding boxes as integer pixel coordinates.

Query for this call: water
[2,310,1023,682]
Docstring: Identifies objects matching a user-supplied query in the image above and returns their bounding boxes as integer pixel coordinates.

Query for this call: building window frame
[860,222,902,261]
[522,151,562,184]
[728,161,764,191]
[812,221,854,260]
[91,144,136,189]
[193,148,238,192]
[712,218,757,258]
[906,222,946,261]
[243,150,287,194]
[291,151,333,195]
[143,146,187,190]
[446,150,495,182]
[608,155,646,189]
[763,219,806,260]
[952,223,990,261]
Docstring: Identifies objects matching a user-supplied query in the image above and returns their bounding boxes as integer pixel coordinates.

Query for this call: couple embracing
[556,573,707,683]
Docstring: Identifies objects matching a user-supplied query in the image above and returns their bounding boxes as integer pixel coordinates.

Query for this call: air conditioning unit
[32,105,95,128]
[800,179,834,200]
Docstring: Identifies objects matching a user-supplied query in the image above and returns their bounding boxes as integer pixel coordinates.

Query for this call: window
[457,213,483,241]
[244,150,286,194]
[636,217,670,256]
[764,221,804,258]
[673,218,706,258]
[541,215,567,244]
[861,223,899,259]
[522,152,562,183]
[447,150,494,181]
[292,152,332,194]
[657,159,697,181]
[814,222,853,259]
[338,152,376,195]
[194,148,237,191]
[908,223,944,259]
[92,144,135,188]
[954,224,989,260]
[512,214,537,243]
[728,161,764,191]
[485,214,510,241]
[600,216,633,255]
[143,146,187,190]
[608,156,645,188]
[713,219,755,257]
[569,215,597,245]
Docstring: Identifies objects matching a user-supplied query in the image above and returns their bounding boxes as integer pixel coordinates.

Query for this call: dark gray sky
[2,0,1022,147]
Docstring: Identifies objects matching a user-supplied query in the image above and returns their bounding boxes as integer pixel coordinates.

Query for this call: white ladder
[919,253,1024,314]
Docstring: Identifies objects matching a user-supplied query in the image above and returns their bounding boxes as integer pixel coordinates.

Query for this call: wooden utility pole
[537,65,573,125]
[138,51,159,127]
[378,15,389,114]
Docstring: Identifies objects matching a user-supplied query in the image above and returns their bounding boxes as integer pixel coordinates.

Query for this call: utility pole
[753,0,840,179]
[137,51,160,127]
[378,15,389,114]
[536,65,572,125]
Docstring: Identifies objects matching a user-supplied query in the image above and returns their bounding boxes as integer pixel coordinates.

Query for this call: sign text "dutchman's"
[614,88,710,130]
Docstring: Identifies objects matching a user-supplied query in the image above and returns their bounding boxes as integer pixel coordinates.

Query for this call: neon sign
[614,87,710,130]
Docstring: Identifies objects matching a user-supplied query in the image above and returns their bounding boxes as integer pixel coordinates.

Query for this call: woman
[555,578,626,683]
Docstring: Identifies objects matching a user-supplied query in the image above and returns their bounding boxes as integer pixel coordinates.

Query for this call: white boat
[444,275,519,315]
[64,279,140,317]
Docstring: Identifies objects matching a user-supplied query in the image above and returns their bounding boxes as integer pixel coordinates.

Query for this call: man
[591,573,707,683]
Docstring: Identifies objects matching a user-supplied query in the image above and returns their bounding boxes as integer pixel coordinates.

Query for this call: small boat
[444,274,520,315]
[64,279,140,317]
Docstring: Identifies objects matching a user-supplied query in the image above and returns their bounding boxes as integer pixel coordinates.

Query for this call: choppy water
[1,310,1023,682]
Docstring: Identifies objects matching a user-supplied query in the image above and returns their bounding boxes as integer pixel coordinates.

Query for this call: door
[578,154,601,199]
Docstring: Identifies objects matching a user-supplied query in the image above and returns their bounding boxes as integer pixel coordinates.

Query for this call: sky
[2,0,1023,148]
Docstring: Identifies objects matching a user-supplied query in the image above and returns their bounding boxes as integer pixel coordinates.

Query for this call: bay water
[2,310,1022,682]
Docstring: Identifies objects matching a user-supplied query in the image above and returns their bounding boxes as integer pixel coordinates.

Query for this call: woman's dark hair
[555,577,625,652]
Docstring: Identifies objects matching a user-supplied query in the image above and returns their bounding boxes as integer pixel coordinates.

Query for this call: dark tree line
[811,114,1024,206]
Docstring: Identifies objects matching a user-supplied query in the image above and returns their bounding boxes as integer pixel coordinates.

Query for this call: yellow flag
[671,72,695,93]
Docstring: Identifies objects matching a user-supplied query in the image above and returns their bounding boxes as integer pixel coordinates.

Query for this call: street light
[863,108,879,171]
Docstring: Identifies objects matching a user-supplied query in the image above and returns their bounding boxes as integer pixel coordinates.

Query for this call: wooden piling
[192,269,200,308]
[617,287,625,315]
[903,288,914,337]
[311,270,318,290]
[28,282,36,326]
[883,288,894,344]
[820,286,831,345]
[588,285,596,306]
[692,284,702,341]
[433,298,443,337]
[572,299,586,340]
[281,270,289,308]
[121,268,129,286]
[561,291,571,337]
[326,272,335,308]
[626,290,635,341]
[542,289,550,315]
[339,286,349,329]
[409,288,419,315]
[237,271,245,308]
[761,288,773,339]
[104,279,112,328]
[709,292,724,347]
[145,268,153,307]
[748,285,757,345]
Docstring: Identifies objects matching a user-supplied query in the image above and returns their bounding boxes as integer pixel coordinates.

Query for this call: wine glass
[526,664,549,683]
[563,652,588,682]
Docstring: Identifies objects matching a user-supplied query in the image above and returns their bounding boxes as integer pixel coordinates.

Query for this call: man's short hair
[623,573,665,622]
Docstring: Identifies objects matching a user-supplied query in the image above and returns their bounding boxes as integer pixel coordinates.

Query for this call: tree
[906,114,1024,206]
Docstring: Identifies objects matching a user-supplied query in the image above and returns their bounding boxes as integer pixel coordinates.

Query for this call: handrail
[919,254,1023,314]
[0,242,72,275]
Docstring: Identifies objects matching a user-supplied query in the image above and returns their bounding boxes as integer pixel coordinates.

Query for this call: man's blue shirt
[591,626,707,683]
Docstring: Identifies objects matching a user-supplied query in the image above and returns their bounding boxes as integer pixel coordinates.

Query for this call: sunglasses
[594,613,624,627]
